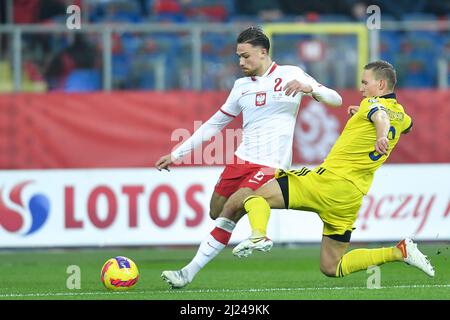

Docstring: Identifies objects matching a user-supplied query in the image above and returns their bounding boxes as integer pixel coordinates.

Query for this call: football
[101,256,139,291]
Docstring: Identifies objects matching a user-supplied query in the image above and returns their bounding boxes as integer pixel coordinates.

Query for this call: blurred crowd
[6,0,450,24]
[0,0,449,91]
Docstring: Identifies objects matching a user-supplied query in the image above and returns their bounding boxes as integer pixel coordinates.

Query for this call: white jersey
[220,62,321,169]
[171,62,342,170]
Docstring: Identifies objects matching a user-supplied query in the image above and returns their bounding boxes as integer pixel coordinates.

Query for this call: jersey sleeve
[294,67,320,87]
[219,80,242,117]
[294,67,342,107]
[358,97,387,122]
[170,82,243,160]
[402,113,413,133]
[171,110,234,160]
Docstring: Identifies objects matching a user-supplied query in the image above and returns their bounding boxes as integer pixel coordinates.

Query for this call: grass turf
[0,243,448,300]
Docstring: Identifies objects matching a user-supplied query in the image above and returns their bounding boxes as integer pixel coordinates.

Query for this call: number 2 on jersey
[274,78,283,92]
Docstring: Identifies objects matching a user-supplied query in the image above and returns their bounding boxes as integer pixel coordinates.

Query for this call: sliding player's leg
[333,238,435,278]
[232,178,286,258]
[319,235,350,277]
[319,220,402,278]
[317,191,404,277]
[233,168,317,258]
[394,238,435,277]
[320,225,434,278]
[318,176,435,278]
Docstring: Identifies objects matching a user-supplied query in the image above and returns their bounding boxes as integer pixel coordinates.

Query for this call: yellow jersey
[322,93,412,194]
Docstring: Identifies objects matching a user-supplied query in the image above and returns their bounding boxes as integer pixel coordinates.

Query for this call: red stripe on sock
[210,227,231,245]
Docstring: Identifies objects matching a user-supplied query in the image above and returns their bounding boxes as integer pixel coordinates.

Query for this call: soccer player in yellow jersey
[233,60,435,278]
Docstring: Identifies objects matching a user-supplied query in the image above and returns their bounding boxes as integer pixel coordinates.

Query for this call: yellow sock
[243,196,271,239]
[336,247,403,277]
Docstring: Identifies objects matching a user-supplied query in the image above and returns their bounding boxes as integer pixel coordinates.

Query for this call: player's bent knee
[320,263,338,277]
[209,210,220,220]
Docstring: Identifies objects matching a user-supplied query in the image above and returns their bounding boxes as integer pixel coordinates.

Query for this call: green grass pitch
[0,243,448,300]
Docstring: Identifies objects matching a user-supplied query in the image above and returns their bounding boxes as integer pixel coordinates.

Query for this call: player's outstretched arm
[371,109,390,155]
[284,79,342,107]
[309,83,342,107]
[156,110,235,172]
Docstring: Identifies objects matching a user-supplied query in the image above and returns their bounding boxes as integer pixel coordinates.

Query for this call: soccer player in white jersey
[156,26,342,288]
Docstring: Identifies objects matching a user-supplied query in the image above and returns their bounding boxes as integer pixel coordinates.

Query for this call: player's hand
[375,137,389,155]
[283,80,313,97]
[348,105,359,117]
[155,154,173,171]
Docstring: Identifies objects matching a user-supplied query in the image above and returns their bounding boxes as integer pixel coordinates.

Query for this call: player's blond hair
[364,60,397,90]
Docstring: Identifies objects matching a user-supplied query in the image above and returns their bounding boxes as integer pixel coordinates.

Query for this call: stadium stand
[0,0,448,91]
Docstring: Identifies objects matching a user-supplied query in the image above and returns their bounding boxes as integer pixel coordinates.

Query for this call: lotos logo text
[0,181,50,235]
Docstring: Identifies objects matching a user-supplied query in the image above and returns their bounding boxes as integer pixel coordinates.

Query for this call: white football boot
[161,270,190,289]
[232,237,273,258]
[396,238,435,277]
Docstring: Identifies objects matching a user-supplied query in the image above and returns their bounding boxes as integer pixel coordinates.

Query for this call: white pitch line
[174,284,450,294]
[0,284,449,298]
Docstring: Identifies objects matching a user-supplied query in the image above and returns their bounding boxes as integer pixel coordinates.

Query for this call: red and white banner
[0,164,449,248]
[1,90,449,170]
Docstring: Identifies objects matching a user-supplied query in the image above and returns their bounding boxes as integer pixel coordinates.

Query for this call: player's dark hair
[237,26,270,52]
[364,60,397,90]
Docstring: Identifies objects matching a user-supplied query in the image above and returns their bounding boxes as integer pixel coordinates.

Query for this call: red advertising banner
[0,89,449,169]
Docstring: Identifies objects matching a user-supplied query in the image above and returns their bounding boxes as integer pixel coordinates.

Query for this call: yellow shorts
[277,167,364,237]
